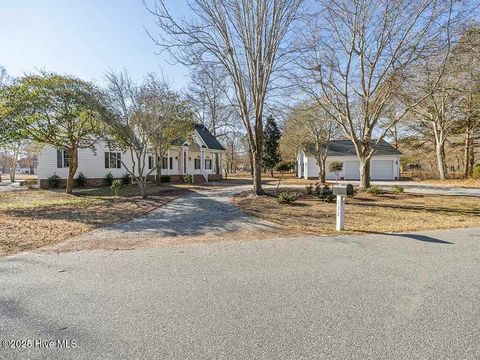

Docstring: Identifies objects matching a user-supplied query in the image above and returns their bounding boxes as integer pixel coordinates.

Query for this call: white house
[297,139,402,181]
[37,124,226,188]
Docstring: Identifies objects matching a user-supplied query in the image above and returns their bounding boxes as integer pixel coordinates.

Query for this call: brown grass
[233,188,480,235]
[420,178,480,188]
[0,184,187,256]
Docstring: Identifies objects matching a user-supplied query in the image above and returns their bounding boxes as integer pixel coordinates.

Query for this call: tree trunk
[436,141,448,180]
[359,157,371,189]
[9,166,15,183]
[270,169,274,177]
[464,129,471,178]
[156,156,162,186]
[253,152,264,195]
[66,147,78,194]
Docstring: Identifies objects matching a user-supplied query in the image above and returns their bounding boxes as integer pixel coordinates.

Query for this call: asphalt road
[2,227,480,359]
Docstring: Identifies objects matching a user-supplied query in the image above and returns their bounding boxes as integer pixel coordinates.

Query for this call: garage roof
[305,139,402,157]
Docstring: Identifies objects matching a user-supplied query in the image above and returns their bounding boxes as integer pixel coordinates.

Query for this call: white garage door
[344,161,360,180]
[371,160,393,180]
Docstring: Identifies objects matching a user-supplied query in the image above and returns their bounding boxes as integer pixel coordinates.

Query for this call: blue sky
[0,0,190,90]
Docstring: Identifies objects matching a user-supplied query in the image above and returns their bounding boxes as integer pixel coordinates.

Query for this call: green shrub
[305,183,314,195]
[110,179,124,196]
[278,191,298,204]
[472,165,480,179]
[105,172,114,186]
[275,161,295,172]
[160,175,171,183]
[183,174,192,184]
[391,185,405,193]
[47,174,61,188]
[75,172,87,187]
[318,185,335,202]
[366,185,384,195]
[121,173,131,185]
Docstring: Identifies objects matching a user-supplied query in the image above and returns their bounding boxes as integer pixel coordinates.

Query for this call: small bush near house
[366,186,384,195]
[391,185,405,193]
[183,174,192,184]
[48,174,61,188]
[472,165,480,179]
[305,183,314,195]
[160,175,171,183]
[75,172,87,187]
[318,185,335,202]
[278,191,298,204]
[329,161,343,180]
[105,172,114,186]
[24,179,37,189]
[110,179,124,196]
[121,173,131,185]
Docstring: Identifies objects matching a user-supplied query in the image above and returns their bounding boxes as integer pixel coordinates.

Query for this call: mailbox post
[332,184,353,231]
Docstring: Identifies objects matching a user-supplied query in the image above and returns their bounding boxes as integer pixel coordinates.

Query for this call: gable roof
[194,124,225,150]
[305,139,401,157]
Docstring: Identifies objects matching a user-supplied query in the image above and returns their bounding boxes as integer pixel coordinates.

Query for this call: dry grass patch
[233,189,480,235]
[420,178,480,189]
[0,185,186,256]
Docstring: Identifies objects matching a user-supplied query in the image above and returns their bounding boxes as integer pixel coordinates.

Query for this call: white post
[336,195,345,231]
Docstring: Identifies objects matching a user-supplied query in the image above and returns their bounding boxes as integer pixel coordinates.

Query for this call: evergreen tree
[263,115,282,176]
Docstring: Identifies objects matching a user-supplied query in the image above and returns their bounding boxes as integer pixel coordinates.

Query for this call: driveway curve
[50,185,281,252]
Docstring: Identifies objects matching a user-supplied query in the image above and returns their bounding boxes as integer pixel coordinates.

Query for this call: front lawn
[0,184,186,256]
[233,188,480,235]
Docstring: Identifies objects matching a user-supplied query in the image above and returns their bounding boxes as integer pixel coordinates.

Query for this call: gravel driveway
[51,186,281,251]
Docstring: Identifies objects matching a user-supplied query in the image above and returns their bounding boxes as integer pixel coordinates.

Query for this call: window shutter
[57,149,63,168]
[117,153,121,168]
[169,157,173,170]
[105,152,110,168]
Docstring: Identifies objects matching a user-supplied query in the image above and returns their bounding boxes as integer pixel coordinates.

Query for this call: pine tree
[263,115,282,176]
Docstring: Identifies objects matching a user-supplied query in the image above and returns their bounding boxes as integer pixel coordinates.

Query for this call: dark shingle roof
[305,139,401,157]
[194,124,225,150]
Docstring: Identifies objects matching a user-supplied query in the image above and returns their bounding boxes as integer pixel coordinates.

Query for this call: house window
[169,157,173,170]
[194,158,201,170]
[148,156,154,170]
[162,157,168,169]
[105,152,121,169]
[205,159,212,170]
[57,149,70,168]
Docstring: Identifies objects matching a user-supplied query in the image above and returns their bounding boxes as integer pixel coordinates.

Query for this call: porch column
[200,150,205,173]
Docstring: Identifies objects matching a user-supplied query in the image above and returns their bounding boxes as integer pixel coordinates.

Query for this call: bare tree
[281,101,339,182]
[293,0,471,188]
[146,0,304,195]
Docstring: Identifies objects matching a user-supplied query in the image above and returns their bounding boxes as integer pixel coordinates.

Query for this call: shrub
[47,174,61,188]
[314,182,322,195]
[305,183,314,195]
[110,179,124,196]
[366,185,384,195]
[278,191,298,204]
[472,165,480,179]
[160,175,171,183]
[329,161,343,179]
[183,174,192,184]
[275,161,295,173]
[391,185,405,193]
[75,172,87,187]
[318,185,335,202]
[105,172,114,186]
[24,179,37,189]
[121,173,131,185]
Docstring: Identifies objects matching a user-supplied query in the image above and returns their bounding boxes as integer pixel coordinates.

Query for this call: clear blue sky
[0,0,190,90]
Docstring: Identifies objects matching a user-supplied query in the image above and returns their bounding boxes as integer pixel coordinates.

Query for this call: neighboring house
[297,139,402,181]
[37,124,226,188]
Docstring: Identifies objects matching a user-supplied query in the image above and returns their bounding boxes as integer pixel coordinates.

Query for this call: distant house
[297,139,402,181]
[37,124,226,188]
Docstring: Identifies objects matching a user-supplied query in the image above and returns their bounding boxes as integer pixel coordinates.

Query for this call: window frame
[194,158,201,170]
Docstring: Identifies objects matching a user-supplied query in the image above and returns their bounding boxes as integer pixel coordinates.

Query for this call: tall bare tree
[146,0,304,195]
[294,0,471,188]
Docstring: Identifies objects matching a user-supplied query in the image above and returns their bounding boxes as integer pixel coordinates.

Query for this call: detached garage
[297,140,401,181]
